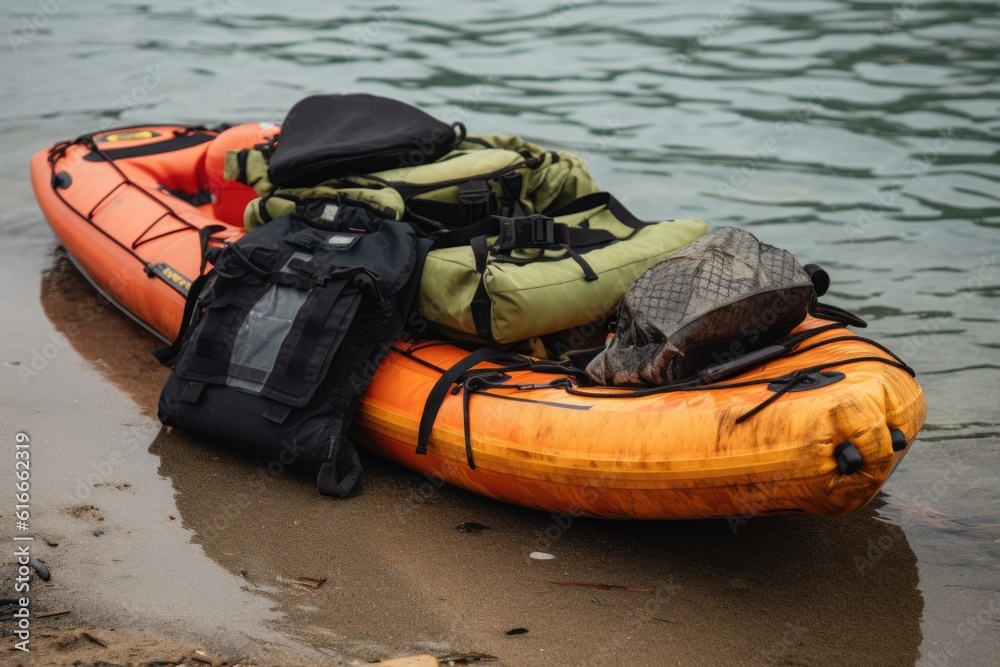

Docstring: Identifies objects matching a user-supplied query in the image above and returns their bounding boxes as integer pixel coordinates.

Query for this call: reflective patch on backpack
[326,232,362,249]
[320,202,339,222]
[227,284,308,395]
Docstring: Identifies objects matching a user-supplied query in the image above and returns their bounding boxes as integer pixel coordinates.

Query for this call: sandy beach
[3,252,927,666]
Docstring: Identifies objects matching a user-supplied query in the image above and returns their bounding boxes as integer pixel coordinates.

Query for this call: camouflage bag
[587,227,828,386]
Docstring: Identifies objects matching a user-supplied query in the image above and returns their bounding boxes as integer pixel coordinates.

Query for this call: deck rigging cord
[46,126,226,278]
[405,316,915,469]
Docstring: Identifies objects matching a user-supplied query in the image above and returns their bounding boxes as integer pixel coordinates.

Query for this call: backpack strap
[316,420,363,498]
[151,224,228,366]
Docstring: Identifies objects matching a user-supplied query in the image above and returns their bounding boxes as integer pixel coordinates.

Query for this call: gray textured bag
[587,227,816,386]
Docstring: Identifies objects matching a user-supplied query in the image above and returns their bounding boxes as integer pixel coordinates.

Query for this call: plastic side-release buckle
[494,215,556,251]
[459,179,493,224]
[458,179,491,205]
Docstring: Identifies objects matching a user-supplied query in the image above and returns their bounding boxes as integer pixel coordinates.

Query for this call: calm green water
[2,0,998,664]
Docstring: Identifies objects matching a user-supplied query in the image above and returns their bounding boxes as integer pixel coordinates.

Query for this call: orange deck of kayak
[30,124,926,519]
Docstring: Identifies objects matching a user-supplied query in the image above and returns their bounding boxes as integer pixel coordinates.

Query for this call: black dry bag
[267,93,465,187]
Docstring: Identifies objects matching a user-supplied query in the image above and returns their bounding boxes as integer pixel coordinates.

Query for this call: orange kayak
[30,123,926,519]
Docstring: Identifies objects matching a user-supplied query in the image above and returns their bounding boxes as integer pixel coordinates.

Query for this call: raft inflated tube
[29,124,926,519]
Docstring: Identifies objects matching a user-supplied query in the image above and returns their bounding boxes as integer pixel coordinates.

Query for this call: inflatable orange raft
[30,124,926,519]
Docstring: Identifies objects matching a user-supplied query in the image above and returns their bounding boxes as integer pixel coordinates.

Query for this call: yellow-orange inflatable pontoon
[30,124,926,519]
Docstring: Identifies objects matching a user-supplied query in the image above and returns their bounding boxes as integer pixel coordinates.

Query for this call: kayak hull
[30,125,926,519]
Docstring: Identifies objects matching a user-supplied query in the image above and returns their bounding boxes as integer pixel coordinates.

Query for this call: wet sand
[0,248,934,666]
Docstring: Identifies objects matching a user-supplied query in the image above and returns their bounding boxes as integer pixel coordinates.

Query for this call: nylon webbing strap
[416,348,527,456]
[236,149,249,184]
[457,179,492,224]
[151,224,227,367]
[284,276,352,378]
[262,402,293,424]
[468,235,493,339]
[431,214,615,251]
[192,281,264,363]
[179,381,205,403]
[316,421,363,498]
[151,271,209,366]
[565,246,598,281]
[259,194,274,223]
[470,281,493,340]
[410,196,499,229]
[544,191,654,229]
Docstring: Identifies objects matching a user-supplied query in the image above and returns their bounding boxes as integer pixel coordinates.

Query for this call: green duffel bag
[227,134,599,231]
[418,192,708,344]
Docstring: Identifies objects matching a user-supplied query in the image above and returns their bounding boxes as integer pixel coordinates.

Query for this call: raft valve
[834,441,863,474]
[889,429,908,452]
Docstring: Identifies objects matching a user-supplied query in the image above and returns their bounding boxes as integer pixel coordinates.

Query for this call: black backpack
[155,204,433,496]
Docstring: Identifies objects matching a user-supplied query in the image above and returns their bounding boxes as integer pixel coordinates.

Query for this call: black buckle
[458,179,492,224]
[458,179,491,205]
[494,215,556,251]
